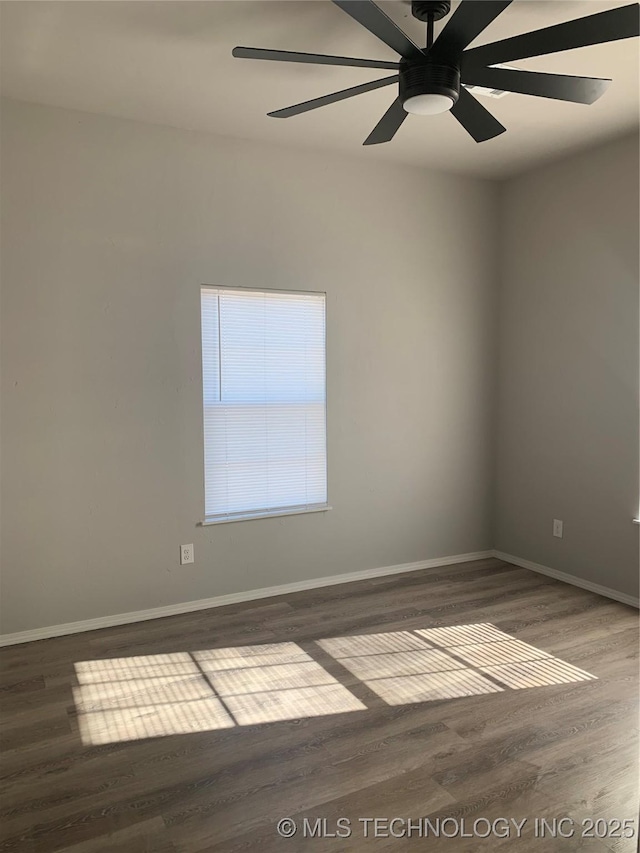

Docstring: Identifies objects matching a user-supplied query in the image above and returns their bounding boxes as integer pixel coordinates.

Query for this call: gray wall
[494,133,640,600]
[0,99,499,634]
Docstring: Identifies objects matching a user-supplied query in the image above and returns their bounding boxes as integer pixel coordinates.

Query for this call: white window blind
[201,286,328,523]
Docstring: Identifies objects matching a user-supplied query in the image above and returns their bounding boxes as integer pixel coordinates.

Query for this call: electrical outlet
[180,544,194,565]
[553,519,563,539]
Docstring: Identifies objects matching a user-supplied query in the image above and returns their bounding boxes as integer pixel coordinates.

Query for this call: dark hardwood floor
[0,557,638,852]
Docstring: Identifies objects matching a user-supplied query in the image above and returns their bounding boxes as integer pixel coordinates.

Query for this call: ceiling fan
[232,0,640,144]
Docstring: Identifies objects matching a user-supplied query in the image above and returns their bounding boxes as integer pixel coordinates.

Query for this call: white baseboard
[493,550,640,609]
[0,550,494,647]
[4,548,634,647]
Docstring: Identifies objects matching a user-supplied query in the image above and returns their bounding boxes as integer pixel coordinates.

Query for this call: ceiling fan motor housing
[399,60,460,109]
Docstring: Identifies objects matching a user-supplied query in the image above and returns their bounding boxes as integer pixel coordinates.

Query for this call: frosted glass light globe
[403,94,454,115]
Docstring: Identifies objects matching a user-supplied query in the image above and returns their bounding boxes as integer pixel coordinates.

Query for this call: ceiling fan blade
[363,98,407,145]
[268,75,399,118]
[462,3,640,70]
[463,67,611,105]
[430,1,513,58]
[450,87,506,142]
[232,46,399,70]
[332,0,424,60]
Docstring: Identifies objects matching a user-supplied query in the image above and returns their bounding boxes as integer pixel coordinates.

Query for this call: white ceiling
[1,0,638,177]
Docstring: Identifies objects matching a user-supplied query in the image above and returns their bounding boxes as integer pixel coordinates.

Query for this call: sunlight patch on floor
[77,697,234,745]
[222,683,366,725]
[316,631,432,658]
[364,668,504,704]
[74,674,214,711]
[74,642,365,745]
[73,624,596,746]
[193,642,310,670]
[319,623,595,705]
[415,623,515,647]
[318,628,504,704]
[323,648,467,681]
[75,653,200,683]
[449,639,551,667]
[482,657,597,688]
[193,642,366,725]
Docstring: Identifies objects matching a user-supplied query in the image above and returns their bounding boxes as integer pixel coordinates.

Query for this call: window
[200,286,328,523]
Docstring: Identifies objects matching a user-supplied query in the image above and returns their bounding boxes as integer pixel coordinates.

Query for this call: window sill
[200,504,332,526]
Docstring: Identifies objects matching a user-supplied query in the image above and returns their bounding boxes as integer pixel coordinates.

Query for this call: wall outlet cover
[180,544,194,565]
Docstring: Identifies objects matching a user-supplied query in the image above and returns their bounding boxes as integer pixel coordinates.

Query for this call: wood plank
[0,558,636,853]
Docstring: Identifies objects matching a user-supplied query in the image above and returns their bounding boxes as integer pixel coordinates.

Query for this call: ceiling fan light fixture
[399,61,461,116]
[233,0,640,145]
[403,93,454,115]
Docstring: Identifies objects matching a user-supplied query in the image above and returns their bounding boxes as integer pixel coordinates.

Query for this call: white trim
[493,550,639,609]
[201,504,332,526]
[201,284,327,298]
[0,550,493,647]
